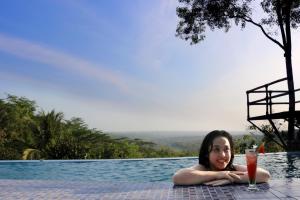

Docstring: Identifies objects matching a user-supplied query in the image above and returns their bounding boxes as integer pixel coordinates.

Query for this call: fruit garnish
[257,142,265,154]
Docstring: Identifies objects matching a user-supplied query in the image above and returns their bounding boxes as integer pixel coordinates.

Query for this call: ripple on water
[0,152,299,181]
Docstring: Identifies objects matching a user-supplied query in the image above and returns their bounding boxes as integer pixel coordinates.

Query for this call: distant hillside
[109,131,251,152]
[109,130,248,139]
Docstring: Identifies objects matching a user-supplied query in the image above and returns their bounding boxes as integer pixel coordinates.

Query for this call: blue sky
[0,0,299,133]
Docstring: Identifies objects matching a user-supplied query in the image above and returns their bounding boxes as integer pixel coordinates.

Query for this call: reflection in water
[0,152,299,181]
[286,152,300,178]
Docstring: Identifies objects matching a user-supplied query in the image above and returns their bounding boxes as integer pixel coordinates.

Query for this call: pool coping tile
[0,179,299,199]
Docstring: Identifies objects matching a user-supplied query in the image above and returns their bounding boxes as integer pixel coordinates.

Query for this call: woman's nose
[219,150,226,157]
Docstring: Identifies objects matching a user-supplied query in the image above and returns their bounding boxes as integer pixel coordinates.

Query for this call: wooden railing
[246,77,300,120]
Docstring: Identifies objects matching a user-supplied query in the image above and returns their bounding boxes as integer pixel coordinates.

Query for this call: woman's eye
[212,147,230,153]
[213,148,220,153]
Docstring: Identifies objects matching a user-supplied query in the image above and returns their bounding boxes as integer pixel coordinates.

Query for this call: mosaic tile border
[0,179,299,199]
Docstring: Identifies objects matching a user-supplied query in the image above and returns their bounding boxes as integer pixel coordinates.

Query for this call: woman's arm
[234,164,271,183]
[172,165,241,185]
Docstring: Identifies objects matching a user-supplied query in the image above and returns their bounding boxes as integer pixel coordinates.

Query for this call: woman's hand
[203,179,231,186]
[217,171,245,182]
[204,171,246,186]
[172,164,250,185]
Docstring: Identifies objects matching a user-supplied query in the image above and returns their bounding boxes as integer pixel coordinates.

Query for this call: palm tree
[23,110,65,159]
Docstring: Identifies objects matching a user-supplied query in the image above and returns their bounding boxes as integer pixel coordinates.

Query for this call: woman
[172,130,270,185]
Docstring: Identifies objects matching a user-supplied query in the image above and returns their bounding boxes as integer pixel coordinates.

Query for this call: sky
[0,0,299,133]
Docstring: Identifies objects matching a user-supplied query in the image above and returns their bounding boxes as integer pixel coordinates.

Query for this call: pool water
[0,152,299,182]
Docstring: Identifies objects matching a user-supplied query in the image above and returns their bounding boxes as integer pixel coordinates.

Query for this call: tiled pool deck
[0,179,299,199]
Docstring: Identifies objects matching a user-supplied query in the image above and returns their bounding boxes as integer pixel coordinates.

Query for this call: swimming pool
[0,152,299,182]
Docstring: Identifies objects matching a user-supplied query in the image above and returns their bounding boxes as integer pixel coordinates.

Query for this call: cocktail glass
[245,148,259,191]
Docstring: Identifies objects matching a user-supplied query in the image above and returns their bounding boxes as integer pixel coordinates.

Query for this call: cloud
[134,0,178,71]
[0,33,129,93]
[0,34,175,116]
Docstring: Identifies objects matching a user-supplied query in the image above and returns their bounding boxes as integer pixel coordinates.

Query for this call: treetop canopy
[176,0,300,45]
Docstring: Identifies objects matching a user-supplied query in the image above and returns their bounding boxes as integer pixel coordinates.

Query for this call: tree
[0,95,36,159]
[23,110,65,159]
[248,123,285,152]
[0,93,196,159]
[234,135,258,154]
[176,0,300,150]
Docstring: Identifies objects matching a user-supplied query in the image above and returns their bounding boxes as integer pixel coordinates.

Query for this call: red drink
[245,149,258,190]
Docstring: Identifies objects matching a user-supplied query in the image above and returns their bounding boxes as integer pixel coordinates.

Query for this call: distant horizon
[108,130,252,136]
[1,1,299,132]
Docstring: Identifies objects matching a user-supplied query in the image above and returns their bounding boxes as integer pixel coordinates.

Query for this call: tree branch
[249,121,285,149]
[276,3,287,49]
[284,2,292,53]
[268,119,287,149]
[226,2,285,50]
[236,15,285,50]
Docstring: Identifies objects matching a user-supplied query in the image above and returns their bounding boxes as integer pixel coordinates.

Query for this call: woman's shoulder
[188,164,208,171]
[233,164,247,171]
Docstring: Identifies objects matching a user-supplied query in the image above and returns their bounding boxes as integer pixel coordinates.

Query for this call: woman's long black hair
[198,130,235,171]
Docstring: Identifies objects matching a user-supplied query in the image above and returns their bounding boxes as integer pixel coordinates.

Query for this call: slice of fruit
[257,142,265,154]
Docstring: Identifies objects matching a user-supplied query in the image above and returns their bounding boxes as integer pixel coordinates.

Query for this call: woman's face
[208,136,231,171]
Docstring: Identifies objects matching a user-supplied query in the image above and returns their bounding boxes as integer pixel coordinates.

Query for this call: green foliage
[176,0,300,151]
[248,124,285,152]
[176,0,300,45]
[234,124,285,154]
[0,94,190,160]
[234,135,259,154]
[22,148,42,160]
[0,95,36,159]
[234,134,284,153]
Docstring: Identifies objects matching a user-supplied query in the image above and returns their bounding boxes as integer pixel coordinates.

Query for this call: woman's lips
[216,160,228,166]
